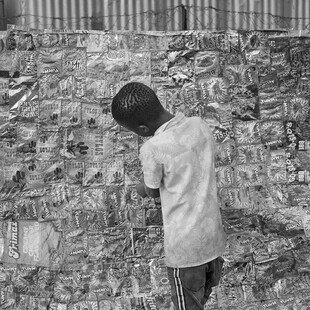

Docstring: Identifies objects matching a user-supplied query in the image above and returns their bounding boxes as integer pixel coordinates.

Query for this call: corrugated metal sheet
[5,0,310,31]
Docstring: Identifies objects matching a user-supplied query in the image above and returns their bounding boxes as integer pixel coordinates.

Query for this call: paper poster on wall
[1,220,61,267]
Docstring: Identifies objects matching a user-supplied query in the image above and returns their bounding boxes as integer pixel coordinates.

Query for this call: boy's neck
[152,110,175,134]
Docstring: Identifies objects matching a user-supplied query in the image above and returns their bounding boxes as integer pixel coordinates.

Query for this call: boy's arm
[138,143,162,199]
[136,181,160,198]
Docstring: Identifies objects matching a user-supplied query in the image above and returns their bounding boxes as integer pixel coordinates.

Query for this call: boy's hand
[136,182,147,198]
[136,181,160,198]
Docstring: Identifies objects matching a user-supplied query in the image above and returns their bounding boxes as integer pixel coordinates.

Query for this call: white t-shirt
[139,112,227,268]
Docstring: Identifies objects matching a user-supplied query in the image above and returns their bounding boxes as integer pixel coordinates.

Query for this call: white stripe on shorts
[174,268,186,310]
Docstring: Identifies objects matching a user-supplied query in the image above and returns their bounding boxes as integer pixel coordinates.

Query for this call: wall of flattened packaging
[0,26,310,310]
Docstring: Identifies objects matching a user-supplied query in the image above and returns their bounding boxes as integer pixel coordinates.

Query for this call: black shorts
[167,256,224,310]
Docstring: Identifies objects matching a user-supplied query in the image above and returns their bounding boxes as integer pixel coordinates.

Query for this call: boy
[112,82,226,310]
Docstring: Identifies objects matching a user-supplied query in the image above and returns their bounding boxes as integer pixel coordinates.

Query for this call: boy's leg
[167,257,224,310]
[202,256,224,304]
[167,264,207,310]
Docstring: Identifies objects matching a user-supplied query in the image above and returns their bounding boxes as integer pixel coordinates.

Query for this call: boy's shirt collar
[154,112,185,136]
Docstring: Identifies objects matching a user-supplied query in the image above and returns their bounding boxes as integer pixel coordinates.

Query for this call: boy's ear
[137,125,150,135]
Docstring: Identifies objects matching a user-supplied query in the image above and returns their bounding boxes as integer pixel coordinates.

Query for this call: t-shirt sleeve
[139,143,163,189]
[199,118,216,145]
[199,117,218,157]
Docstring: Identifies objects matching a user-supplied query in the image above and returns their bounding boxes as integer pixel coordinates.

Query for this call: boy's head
[111,82,164,136]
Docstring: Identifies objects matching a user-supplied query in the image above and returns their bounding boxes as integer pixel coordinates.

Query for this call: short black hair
[111,82,164,126]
